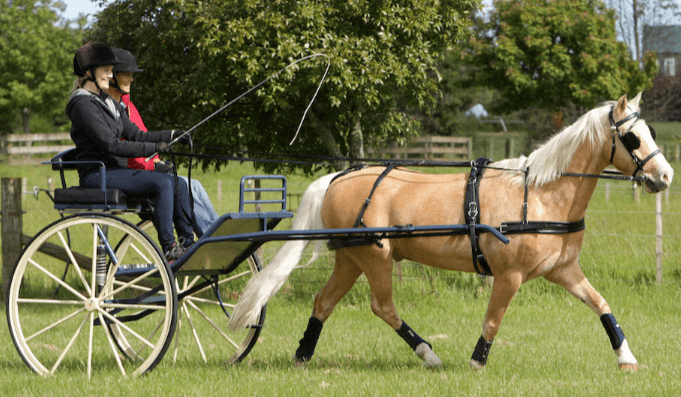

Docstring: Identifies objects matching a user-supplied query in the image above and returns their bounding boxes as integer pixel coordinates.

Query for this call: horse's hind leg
[359,253,442,368]
[544,261,638,371]
[294,249,363,363]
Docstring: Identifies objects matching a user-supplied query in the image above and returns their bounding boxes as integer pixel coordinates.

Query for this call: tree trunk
[348,119,364,166]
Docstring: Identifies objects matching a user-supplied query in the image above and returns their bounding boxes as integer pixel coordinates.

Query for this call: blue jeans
[178,176,219,237]
[80,167,194,250]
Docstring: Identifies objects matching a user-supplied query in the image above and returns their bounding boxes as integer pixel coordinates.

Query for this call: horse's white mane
[494,101,624,186]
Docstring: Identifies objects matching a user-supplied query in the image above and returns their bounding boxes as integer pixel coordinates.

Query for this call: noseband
[608,107,661,177]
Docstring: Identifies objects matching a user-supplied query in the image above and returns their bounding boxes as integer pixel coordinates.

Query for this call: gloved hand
[154,161,174,174]
[155,141,171,153]
[173,130,191,145]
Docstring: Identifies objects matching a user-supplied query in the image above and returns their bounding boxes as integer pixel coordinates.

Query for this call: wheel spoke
[101,303,167,311]
[172,308,183,363]
[134,318,165,358]
[90,227,99,296]
[26,307,86,342]
[112,280,152,293]
[49,312,89,375]
[18,298,84,306]
[129,241,152,265]
[87,312,94,379]
[186,299,240,349]
[98,267,160,302]
[28,259,87,301]
[185,295,236,308]
[99,312,127,377]
[181,302,207,363]
[56,230,93,297]
[97,308,155,349]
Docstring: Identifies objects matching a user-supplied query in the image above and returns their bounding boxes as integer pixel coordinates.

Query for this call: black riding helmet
[110,47,144,94]
[73,42,122,90]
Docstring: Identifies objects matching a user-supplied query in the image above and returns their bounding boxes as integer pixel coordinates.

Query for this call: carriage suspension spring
[96,244,107,293]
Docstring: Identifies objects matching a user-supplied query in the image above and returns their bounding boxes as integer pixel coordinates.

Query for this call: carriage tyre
[6,214,177,377]
[114,220,266,365]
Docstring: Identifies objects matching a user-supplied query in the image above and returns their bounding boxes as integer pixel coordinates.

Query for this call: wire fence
[258,182,681,300]
[8,175,681,301]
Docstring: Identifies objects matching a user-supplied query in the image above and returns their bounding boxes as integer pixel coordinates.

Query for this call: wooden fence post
[2,178,23,299]
[656,192,663,284]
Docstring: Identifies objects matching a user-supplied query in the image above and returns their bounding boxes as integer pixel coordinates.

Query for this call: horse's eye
[649,125,657,141]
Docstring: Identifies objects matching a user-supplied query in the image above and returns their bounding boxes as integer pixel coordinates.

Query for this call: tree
[89,0,478,174]
[0,0,83,135]
[468,0,657,114]
[606,0,681,61]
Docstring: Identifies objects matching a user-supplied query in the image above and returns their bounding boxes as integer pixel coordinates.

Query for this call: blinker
[621,131,640,151]
[649,125,657,141]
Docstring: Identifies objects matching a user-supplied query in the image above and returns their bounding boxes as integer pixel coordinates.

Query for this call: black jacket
[65,89,172,177]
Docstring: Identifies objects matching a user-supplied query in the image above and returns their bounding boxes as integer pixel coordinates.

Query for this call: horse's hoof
[619,363,638,372]
[292,354,308,367]
[414,343,442,368]
[469,359,485,371]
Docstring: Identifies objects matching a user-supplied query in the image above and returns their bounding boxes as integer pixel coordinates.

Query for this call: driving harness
[327,106,658,276]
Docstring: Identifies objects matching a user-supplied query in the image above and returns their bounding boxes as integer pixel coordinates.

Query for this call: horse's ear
[629,92,643,108]
[614,95,628,118]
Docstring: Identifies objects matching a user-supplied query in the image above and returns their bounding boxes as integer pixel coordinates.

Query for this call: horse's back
[322,166,469,230]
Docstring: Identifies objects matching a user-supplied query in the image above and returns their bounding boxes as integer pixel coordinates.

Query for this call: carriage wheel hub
[84,298,100,312]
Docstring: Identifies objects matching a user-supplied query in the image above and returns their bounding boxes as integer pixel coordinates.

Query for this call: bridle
[608,106,660,177]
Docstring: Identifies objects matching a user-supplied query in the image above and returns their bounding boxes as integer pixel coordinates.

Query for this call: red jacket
[122,93,160,170]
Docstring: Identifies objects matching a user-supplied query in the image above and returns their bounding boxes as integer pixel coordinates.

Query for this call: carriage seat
[48,148,150,212]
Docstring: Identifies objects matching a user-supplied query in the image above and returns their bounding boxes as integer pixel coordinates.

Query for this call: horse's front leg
[544,261,638,371]
[470,272,523,369]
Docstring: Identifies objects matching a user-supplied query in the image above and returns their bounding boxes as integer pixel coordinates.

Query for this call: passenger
[66,41,194,262]
[105,47,219,237]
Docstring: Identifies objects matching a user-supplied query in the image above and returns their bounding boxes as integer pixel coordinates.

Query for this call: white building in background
[643,25,681,76]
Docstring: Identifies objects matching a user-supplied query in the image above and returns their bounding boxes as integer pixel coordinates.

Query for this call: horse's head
[608,93,674,193]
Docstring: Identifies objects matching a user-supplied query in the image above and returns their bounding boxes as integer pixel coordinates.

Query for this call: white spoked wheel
[125,220,265,366]
[6,214,177,378]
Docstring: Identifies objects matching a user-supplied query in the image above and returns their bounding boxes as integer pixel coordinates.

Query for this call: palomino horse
[230,93,673,370]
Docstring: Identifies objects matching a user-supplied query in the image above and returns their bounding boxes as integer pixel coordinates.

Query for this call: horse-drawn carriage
[5,94,673,376]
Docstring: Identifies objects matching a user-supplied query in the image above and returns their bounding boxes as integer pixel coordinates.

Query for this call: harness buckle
[468,202,478,219]
[499,223,507,234]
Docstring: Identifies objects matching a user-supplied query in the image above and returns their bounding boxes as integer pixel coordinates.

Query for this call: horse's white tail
[229,172,340,330]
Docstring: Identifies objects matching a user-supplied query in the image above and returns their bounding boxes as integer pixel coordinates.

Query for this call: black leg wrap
[600,313,626,350]
[471,336,494,365]
[395,321,431,351]
[295,317,324,362]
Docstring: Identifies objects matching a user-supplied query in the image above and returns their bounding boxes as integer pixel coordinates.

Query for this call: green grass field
[1,158,681,396]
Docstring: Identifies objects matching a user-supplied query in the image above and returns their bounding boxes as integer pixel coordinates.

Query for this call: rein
[169,149,648,183]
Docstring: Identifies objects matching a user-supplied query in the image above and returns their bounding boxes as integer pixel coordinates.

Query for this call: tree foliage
[0,0,83,134]
[90,0,478,174]
[468,0,658,114]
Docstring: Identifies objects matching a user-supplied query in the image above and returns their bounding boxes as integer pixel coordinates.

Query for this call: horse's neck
[535,136,609,221]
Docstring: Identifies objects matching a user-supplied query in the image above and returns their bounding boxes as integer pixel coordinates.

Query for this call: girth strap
[499,219,586,234]
[464,157,494,276]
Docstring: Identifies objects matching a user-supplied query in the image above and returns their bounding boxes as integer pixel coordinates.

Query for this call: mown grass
[2,160,681,396]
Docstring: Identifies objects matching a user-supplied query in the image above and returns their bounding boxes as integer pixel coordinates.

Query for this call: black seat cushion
[54,187,127,205]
